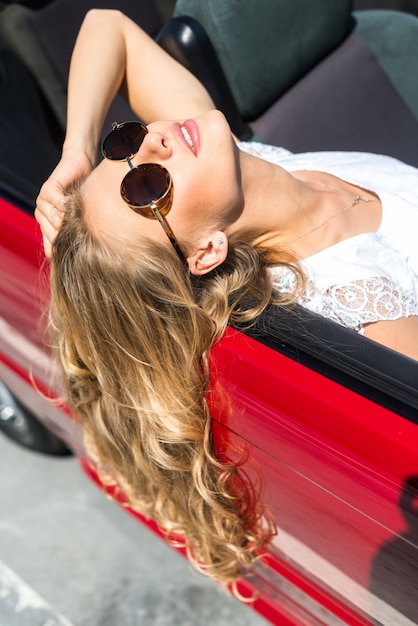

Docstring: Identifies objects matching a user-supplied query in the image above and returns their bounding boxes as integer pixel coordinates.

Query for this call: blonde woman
[36,9,418,587]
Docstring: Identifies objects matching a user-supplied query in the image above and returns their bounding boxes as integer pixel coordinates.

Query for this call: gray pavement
[0,432,269,626]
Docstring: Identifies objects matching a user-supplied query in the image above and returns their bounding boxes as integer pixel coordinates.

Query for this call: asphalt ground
[0,432,269,626]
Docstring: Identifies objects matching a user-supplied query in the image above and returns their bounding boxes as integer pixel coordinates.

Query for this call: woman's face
[82,110,242,256]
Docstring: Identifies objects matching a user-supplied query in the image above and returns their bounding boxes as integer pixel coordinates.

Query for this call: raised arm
[35,9,215,256]
[64,9,215,158]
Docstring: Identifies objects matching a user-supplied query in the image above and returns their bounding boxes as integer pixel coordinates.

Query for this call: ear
[188,232,228,276]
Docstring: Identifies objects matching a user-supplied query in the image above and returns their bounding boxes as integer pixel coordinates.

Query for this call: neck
[231,148,315,248]
[229,146,381,259]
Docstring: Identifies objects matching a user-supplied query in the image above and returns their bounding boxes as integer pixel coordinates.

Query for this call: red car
[1,2,418,625]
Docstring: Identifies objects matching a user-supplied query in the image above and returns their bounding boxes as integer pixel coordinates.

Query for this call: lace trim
[300,276,418,333]
[239,141,291,161]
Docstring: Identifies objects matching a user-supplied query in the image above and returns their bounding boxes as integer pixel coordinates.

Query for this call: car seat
[157,0,418,167]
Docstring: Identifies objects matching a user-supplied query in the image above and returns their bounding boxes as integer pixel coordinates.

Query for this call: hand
[35,150,94,258]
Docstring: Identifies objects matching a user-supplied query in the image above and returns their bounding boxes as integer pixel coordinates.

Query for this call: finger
[35,203,65,230]
[38,221,57,259]
[36,213,58,244]
[34,206,62,252]
[41,234,53,260]
[36,182,66,215]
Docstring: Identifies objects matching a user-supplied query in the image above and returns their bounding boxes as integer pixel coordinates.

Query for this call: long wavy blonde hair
[49,186,304,588]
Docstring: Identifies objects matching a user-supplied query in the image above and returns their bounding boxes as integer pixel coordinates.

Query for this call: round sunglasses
[101,121,186,263]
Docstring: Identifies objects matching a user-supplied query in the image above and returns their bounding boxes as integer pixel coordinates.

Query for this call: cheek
[173,167,240,220]
[170,182,223,239]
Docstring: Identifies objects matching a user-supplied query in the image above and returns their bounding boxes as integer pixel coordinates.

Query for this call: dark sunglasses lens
[102,122,147,160]
[121,164,171,210]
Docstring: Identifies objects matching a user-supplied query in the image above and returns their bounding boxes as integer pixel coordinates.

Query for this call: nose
[136,131,172,163]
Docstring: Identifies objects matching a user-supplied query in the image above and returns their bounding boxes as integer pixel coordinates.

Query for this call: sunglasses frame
[102,122,187,264]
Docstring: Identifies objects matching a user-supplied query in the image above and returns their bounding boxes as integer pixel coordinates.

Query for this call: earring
[218,238,224,245]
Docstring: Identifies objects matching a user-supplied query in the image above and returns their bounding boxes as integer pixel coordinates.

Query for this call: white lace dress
[239,141,418,334]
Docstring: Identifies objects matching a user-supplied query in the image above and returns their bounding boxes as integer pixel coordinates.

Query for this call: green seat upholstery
[353,10,418,119]
[174,0,352,120]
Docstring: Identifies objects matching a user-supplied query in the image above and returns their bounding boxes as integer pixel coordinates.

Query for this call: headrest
[174,0,353,119]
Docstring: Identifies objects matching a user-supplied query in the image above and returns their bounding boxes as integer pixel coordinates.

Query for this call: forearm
[119,12,215,122]
[62,9,128,164]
